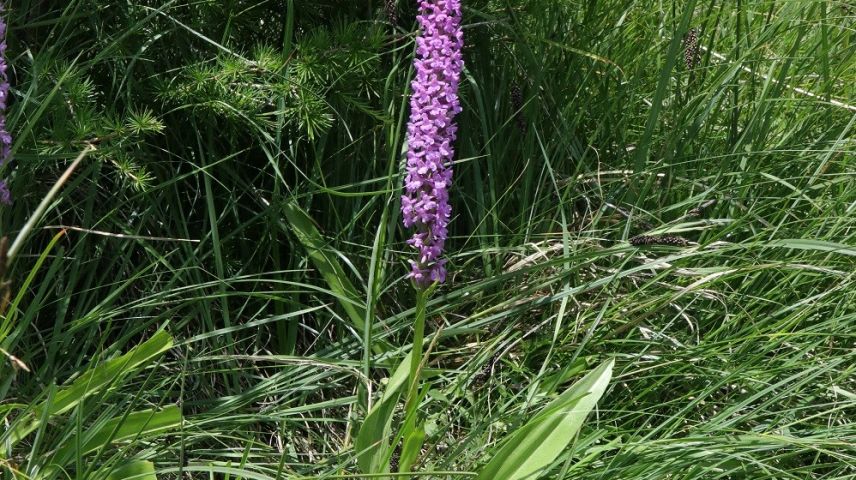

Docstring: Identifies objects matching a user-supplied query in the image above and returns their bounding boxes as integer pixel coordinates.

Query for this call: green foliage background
[0,0,854,478]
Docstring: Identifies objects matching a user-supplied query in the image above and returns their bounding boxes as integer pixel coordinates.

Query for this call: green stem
[405,288,428,412]
[399,285,432,476]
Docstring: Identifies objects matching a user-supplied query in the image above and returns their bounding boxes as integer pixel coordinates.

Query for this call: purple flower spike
[401,0,464,287]
[0,2,11,204]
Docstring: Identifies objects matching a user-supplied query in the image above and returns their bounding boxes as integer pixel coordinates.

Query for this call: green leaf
[762,239,856,257]
[282,201,388,352]
[0,230,66,346]
[399,422,426,473]
[355,352,412,474]
[477,359,614,480]
[539,357,590,396]
[54,406,182,464]
[107,461,158,480]
[4,331,174,446]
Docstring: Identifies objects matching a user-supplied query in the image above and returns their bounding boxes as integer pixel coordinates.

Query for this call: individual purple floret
[401,0,464,286]
[0,4,11,205]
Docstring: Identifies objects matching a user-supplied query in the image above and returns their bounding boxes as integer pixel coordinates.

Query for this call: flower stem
[399,285,433,475]
[405,287,428,413]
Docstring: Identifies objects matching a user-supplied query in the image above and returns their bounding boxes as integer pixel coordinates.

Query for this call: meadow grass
[1,0,854,478]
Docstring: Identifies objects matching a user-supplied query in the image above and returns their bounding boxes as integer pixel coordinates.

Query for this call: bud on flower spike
[401,0,464,286]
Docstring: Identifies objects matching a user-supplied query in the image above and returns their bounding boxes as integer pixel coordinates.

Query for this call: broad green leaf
[54,406,182,465]
[107,461,158,480]
[477,359,614,480]
[539,357,590,396]
[356,352,412,474]
[399,422,426,473]
[4,331,174,446]
[282,201,387,353]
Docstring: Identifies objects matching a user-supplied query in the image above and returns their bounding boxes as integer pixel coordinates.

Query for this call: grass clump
[1,0,854,479]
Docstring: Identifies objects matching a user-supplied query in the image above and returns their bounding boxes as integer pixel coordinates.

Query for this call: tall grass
[1,0,854,478]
